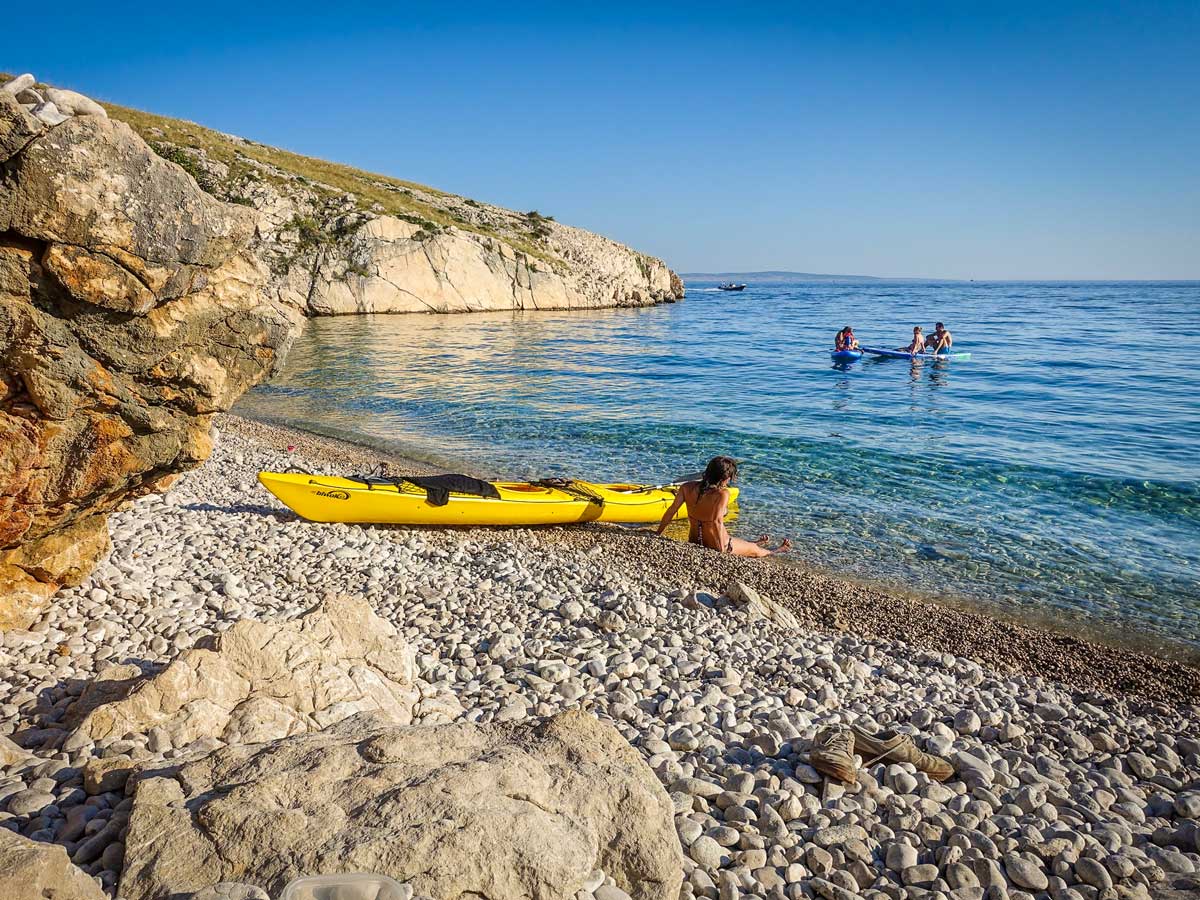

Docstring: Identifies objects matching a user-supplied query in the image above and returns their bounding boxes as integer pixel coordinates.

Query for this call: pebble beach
[2,415,1199,900]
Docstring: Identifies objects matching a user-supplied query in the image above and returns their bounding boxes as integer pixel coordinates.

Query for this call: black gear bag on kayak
[347,467,501,507]
[399,474,500,507]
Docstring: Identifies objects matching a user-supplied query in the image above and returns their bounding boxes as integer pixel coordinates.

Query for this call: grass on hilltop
[1,72,557,267]
[102,102,559,263]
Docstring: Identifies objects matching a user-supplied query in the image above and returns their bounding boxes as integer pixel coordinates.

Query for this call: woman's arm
[655,487,687,535]
[717,490,732,551]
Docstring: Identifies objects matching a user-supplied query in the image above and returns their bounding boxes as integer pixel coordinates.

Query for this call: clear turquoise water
[236,281,1200,656]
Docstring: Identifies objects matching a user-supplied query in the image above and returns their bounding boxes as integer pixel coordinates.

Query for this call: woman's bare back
[680,481,730,551]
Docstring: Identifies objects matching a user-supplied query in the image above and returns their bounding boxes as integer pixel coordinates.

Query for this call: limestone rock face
[0,828,107,900]
[303,213,679,315]
[68,594,420,747]
[0,100,301,628]
[110,100,684,316]
[5,73,682,324]
[120,710,684,900]
[1,115,256,290]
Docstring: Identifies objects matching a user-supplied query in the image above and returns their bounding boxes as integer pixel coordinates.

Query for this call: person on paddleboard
[834,326,859,351]
[655,456,791,558]
[928,322,953,353]
[901,326,926,354]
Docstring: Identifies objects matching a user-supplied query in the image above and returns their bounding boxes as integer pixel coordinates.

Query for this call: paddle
[640,471,704,491]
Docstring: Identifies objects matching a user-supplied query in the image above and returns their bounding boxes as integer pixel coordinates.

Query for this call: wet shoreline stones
[0,415,1196,899]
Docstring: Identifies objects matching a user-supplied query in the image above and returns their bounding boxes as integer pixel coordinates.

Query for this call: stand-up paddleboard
[830,349,864,362]
[860,346,971,361]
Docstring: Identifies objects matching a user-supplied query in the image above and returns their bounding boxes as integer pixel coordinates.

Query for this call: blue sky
[4,2,1198,279]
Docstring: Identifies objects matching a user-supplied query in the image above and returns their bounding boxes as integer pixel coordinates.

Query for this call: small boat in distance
[718,283,747,292]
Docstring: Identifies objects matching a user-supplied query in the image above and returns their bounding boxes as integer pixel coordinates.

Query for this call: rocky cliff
[0,69,681,630]
[0,75,301,629]
[92,90,683,316]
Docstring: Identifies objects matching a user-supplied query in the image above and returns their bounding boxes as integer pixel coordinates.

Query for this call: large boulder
[0,115,255,283]
[67,594,422,748]
[0,828,108,900]
[1,73,37,96]
[0,105,301,628]
[120,710,684,900]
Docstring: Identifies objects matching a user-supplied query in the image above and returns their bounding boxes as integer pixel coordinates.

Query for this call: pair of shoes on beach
[810,724,955,785]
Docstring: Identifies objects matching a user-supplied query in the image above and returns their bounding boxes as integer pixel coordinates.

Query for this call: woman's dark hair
[699,456,738,495]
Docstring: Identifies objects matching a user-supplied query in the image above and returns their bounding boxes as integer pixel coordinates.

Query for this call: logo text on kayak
[315,489,350,500]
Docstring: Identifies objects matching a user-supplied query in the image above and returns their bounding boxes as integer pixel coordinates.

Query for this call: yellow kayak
[257,471,738,527]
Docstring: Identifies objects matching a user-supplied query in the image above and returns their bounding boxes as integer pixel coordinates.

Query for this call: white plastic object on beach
[281,873,408,900]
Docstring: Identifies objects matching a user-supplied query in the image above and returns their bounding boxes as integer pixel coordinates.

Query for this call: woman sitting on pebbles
[655,456,791,558]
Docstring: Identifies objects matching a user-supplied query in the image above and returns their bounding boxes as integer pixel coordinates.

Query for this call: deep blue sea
[236,281,1200,657]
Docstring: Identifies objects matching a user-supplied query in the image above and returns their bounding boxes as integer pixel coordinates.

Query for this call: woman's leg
[729,536,791,558]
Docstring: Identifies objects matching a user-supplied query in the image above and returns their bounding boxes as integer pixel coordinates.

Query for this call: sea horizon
[683,272,1200,284]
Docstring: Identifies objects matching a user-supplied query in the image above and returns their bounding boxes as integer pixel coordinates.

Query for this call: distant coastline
[683,270,1200,284]
[683,270,901,283]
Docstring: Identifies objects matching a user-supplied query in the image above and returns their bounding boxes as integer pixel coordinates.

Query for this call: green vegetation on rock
[98,99,557,266]
[0,71,681,314]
